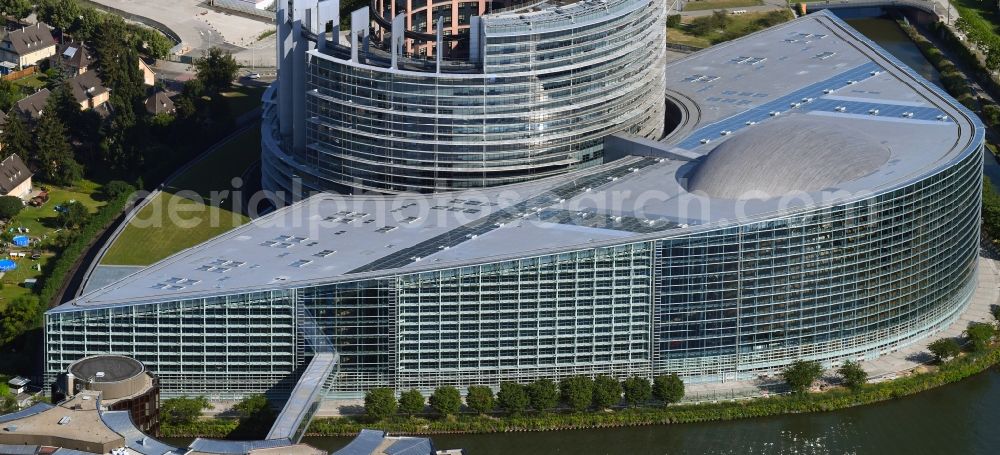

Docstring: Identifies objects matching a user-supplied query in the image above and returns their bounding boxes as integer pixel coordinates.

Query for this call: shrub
[837,360,868,391]
[666,14,681,28]
[527,379,559,412]
[429,386,461,417]
[781,360,823,394]
[653,374,685,405]
[496,382,529,415]
[364,388,397,421]
[591,375,622,410]
[0,196,23,220]
[560,376,593,412]
[465,385,495,415]
[929,338,962,362]
[991,305,1000,323]
[398,389,425,416]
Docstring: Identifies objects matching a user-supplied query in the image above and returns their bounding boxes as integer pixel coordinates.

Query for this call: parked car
[247,72,261,79]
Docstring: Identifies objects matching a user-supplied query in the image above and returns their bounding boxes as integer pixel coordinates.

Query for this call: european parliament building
[45,9,984,401]
[262,0,667,196]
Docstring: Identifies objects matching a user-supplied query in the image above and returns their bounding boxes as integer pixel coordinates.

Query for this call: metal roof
[50,11,982,312]
[0,403,53,424]
[100,411,184,455]
[686,115,891,199]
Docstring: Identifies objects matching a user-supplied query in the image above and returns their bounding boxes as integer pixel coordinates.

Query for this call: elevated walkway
[266,352,340,442]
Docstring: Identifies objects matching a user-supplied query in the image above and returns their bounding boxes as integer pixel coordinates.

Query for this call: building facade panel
[655,146,983,381]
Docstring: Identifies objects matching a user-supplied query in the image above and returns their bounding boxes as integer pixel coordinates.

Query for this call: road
[86,0,277,70]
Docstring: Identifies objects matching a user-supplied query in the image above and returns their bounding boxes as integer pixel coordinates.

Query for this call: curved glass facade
[263,0,666,195]
[46,142,983,397]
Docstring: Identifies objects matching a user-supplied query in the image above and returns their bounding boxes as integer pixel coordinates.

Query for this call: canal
[303,17,997,454]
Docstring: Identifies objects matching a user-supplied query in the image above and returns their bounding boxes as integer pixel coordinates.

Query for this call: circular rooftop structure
[69,355,144,383]
[68,355,149,400]
[686,116,891,200]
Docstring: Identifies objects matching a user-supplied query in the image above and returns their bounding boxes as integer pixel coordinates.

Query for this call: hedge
[36,185,137,306]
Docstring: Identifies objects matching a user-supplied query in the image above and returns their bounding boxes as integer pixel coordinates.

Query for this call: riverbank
[305,345,1000,436]
[159,340,1000,438]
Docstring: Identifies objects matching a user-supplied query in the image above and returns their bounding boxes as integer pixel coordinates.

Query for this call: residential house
[68,70,110,111]
[12,88,49,121]
[0,153,32,198]
[139,58,156,86]
[52,41,94,76]
[145,90,175,115]
[0,23,56,69]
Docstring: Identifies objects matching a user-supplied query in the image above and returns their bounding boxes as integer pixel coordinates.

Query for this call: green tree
[34,107,82,185]
[560,376,593,412]
[781,360,823,394]
[194,47,240,94]
[966,322,997,353]
[496,382,529,415]
[464,385,494,415]
[234,394,274,420]
[527,378,559,412]
[0,295,41,345]
[0,395,18,414]
[132,26,173,59]
[398,389,424,416]
[0,195,23,220]
[988,50,1000,73]
[51,83,82,130]
[928,338,962,363]
[2,114,32,160]
[983,104,1000,128]
[71,7,104,42]
[837,360,868,391]
[0,79,20,112]
[160,396,209,425]
[429,386,461,417]
[653,374,684,405]
[93,14,146,170]
[58,201,89,229]
[102,181,136,200]
[37,0,82,30]
[363,388,397,421]
[591,375,622,409]
[991,305,1000,324]
[622,376,652,408]
[0,0,32,19]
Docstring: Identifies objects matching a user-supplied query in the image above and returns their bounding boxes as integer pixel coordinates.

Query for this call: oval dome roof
[686,116,891,199]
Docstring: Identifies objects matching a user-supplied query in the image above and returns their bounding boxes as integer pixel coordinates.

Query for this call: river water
[301,18,999,455]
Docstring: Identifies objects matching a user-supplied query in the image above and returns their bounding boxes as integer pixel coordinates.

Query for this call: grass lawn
[0,179,104,306]
[683,0,763,11]
[952,0,1000,32]
[220,85,266,117]
[670,10,792,47]
[11,72,47,93]
[100,127,260,266]
[668,26,712,48]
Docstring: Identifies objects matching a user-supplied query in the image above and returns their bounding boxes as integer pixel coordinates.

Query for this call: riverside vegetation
[161,309,1000,438]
